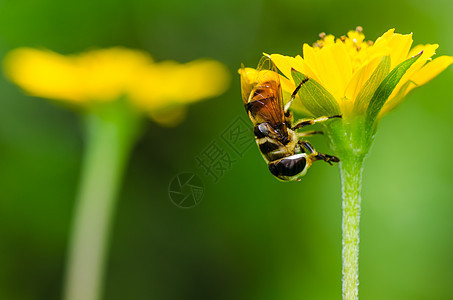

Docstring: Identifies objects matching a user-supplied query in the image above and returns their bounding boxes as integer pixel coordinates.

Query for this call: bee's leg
[284,88,297,114]
[298,140,316,154]
[284,76,309,113]
[292,115,341,130]
[296,130,324,138]
[298,140,340,165]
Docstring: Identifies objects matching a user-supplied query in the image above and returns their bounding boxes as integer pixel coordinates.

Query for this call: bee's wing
[240,57,278,104]
[240,64,257,106]
[243,56,286,128]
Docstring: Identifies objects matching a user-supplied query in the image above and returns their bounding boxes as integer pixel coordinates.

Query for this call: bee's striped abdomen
[255,136,288,162]
[268,154,308,179]
[258,140,280,154]
[253,122,291,162]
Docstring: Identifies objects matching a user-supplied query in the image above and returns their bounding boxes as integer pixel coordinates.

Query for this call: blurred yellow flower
[4,47,230,125]
[268,27,453,118]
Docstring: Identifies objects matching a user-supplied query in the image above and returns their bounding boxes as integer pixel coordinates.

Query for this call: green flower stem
[325,117,371,300]
[63,101,140,300]
[340,155,364,300]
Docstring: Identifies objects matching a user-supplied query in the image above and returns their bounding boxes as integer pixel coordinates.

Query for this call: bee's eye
[268,154,307,180]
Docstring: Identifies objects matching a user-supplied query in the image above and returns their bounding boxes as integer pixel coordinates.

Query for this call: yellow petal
[239,66,259,104]
[408,44,429,57]
[269,54,305,80]
[381,55,453,115]
[302,43,321,80]
[373,29,413,69]
[294,53,321,84]
[405,44,438,75]
[302,42,352,100]
[344,55,385,102]
[373,28,396,45]
[408,55,453,89]
[77,48,152,101]
[269,54,310,106]
[387,33,413,69]
[3,47,156,103]
[279,74,296,95]
[4,48,83,102]
[388,44,438,99]
[172,60,230,103]
[132,59,230,112]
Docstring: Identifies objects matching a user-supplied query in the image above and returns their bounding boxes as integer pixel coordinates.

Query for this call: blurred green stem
[340,155,363,300]
[63,101,140,300]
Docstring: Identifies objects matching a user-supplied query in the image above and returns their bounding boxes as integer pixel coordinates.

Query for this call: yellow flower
[239,29,452,300]
[269,27,453,118]
[3,47,230,126]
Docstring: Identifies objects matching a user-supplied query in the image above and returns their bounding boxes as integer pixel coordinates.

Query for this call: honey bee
[240,56,340,181]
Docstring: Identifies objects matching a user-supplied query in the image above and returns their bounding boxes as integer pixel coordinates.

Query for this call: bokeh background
[0,0,452,299]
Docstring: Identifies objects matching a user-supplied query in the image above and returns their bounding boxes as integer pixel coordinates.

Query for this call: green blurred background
[0,0,452,299]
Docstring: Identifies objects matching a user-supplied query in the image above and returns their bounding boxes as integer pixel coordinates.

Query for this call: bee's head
[268,153,312,182]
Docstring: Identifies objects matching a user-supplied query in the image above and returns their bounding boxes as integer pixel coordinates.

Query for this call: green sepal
[353,56,391,114]
[365,51,422,129]
[291,69,341,117]
[377,80,416,117]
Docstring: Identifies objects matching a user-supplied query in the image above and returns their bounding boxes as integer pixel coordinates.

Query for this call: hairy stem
[340,155,364,300]
[63,106,139,300]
